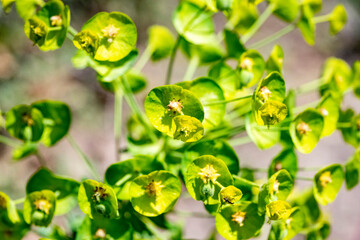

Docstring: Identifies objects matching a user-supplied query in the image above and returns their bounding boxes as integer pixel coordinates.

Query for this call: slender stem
[204,95,252,106]
[294,78,324,95]
[67,134,101,180]
[68,25,78,37]
[293,99,321,114]
[215,181,225,189]
[298,167,320,172]
[13,197,25,205]
[183,56,199,81]
[241,4,275,43]
[232,175,260,188]
[0,135,20,148]
[296,176,313,181]
[174,210,213,218]
[337,122,353,128]
[66,32,74,41]
[228,136,252,146]
[313,14,331,24]
[114,86,123,162]
[48,26,62,32]
[165,36,180,85]
[248,24,296,49]
[134,45,152,72]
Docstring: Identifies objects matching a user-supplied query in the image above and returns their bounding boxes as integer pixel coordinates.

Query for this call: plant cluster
[0,0,359,239]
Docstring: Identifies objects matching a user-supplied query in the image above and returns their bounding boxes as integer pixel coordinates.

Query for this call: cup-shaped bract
[297,5,315,45]
[344,150,360,190]
[0,192,20,224]
[268,148,298,179]
[238,50,265,88]
[185,155,233,204]
[15,0,45,20]
[23,190,56,227]
[178,77,226,129]
[74,12,137,62]
[227,0,258,35]
[315,94,339,137]
[224,29,246,59]
[148,25,176,62]
[24,0,70,51]
[129,170,181,217]
[329,4,347,35]
[31,100,71,146]
[105,155,164,200]
[215,202,265,240]
[338,109,360,148]
[173,1,216,45]
[290,109,324,154]
[6,105,44,142]
[313,164,344,205]
[306,221,330,240]
[78,180,119,219]
[266,200,292,220]
[266,44,284,74]
[269,0,299,23]
[281,207,306,240]
[219,185,243,205]
[26,168,79,215]
[183,139,240,175]
[144,85,204,138]
[173,115,204,142]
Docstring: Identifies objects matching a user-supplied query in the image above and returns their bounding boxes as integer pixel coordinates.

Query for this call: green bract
[78,180,119,219]
[6,105,44,142]
[15,0,44,20]
[32,100,71,146]
[315,94,339,137]
[185,155,233,204]
[269,148,297,179]
[290,109,324,154]
[26,168,79,215]
[1,0,15,13]
[298,5,315,45]
[173,1,216,44]
[302,0,322,14]
[306,221,330,240]
[329,4,347,35]
[23,190,56,227]
[253,72,288,126]
[224,29,246,59]
[74,12,137,62]
[266,200,292,220]
[215,202,265,240]
[352,61,360,98]
[228,0,258,35]
[269,0,299,23]
[12,142,38,160]
[129,170,181,217]
[173,115,204,142]
[219,185,242,205]
[144,85,204,138]
[208,61,239,99]
[148,25,176,61]
[266,44,284,74]
[180,38,223,65]
[24,0,70,51]
[0,192,20,224]
[338,109,360,148]
[313,164,344,205]
[238,50,265,88]
[344,150,360,190]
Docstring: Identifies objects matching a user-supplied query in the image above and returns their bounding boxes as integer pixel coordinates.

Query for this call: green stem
[165,36,180,85]
[13,197,25,205]
[294,78,324,95]
[227,136,252,146]
[204,95,252,106]
[293,99,321,114]
[67,134,101,180]
[121,77,157,142]
[68,25,78,37]
[296,176,313,181]
[337,122,353,128]
[0,135,20,148]
[183,56,199,80]
[134,45,152,72]
[248,24,296,49]
[313,14,331,24]
[241,4,275,43]
[214,181,225,189]
[298,167,320,171]
[232,175,260,188]
[137,215,168,240]
[174,210,213,218]
[48,26,62,32]
[114,86,123,161]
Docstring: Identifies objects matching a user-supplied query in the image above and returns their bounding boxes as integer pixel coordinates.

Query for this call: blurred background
[0,0,359,239]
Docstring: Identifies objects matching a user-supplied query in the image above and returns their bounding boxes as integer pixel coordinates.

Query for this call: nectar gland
[296,121,311,135]
[319,171,332,187]
[319,108,329,117]
[34,198,52,214]
[232,211,246,227]
[50,15,62,27]
[198,164,221,184]
[167,98,184,114]
[272,180,280,194]
[92,186,109,203]
[101,24,119,43]
[145,180,164,197]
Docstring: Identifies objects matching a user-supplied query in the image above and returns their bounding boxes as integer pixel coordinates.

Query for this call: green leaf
[173,115,204,142]
[245,113,280,149]
[306,221,330,240]
[313,164,344,205]
[302,0,322,14]
[148,25,176,61]
[185,155,233,204]
[283,207,306,240]
[217,0,233,11]
[228,0,258,35]
[269,0,299,22]
[78,180,119,219]
[219,185,242,205]
[26,168,79,215]
[291,189,320,224]
[224,29,246,59]
[238,50,266,87]
[352,61,360,99]
[183,139,240,175]
[269,148,298,179]
[329,4,347,35]
[23,190,56,227]
[173,1,216,44]
[144,85,204,137]
[105,155,163,200]
[315,94,339,137]
[12,142,38,160]
[266,44,284,74]
[290,109,324,154]
[0,192,20,224]
[297,5,315,45]
[130,170,181,217]
[6,104,44,142]
[0,210,30,240]
[338,109,360,148]
[266,200,292,220]
[75,12,137,62]
[1,0,15,13]
[32,100,71,146]
[15,0,44,20]
[215,202,265,240]
[345,150,360,190]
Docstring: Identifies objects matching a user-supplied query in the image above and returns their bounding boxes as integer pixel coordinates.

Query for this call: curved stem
[248,24,296,49]
[232,175,260,188]
[13,197,25,205]
[214,181,225,189]
[183,56,199,80]
[134,45,152,72]
[204,95,252,106]
[68,26,78,37]
[296,176,313,181]
[0,135,20,148]
[114,86,123,161]
[241,4,275,43]
[294,78,324,95]
[313,14,331,24]
[165,36,180,85]
[227,136,252,146]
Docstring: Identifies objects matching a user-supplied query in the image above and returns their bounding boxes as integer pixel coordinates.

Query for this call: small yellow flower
[296,121,311,135]
[319,171,332,187]
[232,211,246,226]
[101,24,119,43]
[198,164,221,184]
[94,228,106,239]
[145,180,164,196]
[240,58,253,70]
[167,99,184,114]
[259,86,272,102]
[34,198,52,214]
[272,180,280,194]
[50,15,62,27]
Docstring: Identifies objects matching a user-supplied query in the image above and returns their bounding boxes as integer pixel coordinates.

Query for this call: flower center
[232,211,246,226]
[92,186,109,203]
[167,99,184,114]
[34,198,52,214]
[240,58,253,70]
[50,15,62,27]
[259,86,272,102]
[101,24,119,43]
[319,171,332,187]
[272,180,280,194]
[94,228,106,239]
[198,164,221,184]
[296,121,311,135]
[145,180,164,196]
